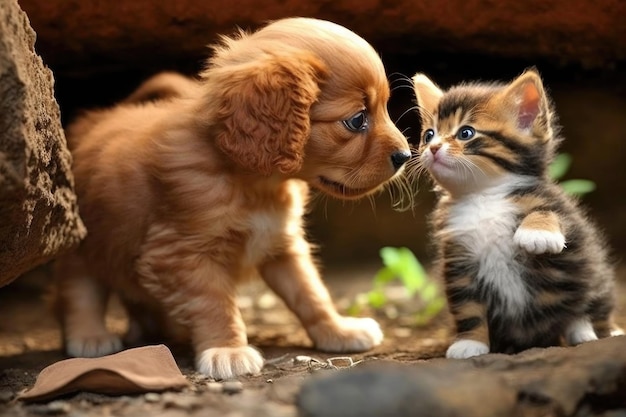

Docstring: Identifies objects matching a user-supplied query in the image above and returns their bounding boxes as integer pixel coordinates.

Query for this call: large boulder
[0,0,85,287]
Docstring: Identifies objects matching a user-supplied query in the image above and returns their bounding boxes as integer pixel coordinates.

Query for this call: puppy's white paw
[610,327,625,337]
[446,339,489,359]
[308,316,383,353]
[565,317,598,345]
[196,346,264,380]
[66,332,124,358]
[514,228,565,254]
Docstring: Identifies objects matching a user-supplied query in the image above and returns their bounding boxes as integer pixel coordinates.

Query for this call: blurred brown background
[12,0,626,272]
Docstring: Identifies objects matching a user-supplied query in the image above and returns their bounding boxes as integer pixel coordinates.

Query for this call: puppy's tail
[123,71,201,104]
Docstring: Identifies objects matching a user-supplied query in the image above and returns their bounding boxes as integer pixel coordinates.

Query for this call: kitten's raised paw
[307,316,383,353]
[446,339,489,359]
[66,332,124,358]
[513,228,566,254]
[196,346,264,380]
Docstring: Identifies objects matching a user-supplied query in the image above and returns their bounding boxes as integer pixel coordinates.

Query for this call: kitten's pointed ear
[412,73,443,121]
[503,69,549,131]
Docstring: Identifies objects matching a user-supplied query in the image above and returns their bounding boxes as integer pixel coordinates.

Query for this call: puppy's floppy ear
[207,50,328,176]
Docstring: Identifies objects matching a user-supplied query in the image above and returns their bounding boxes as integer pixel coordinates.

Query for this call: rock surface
[18,0,626,75]
[0,0,85,286]
[297,336,626,417]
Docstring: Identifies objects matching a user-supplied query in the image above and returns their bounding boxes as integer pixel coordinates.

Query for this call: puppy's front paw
[307,316,383,353]
[513,228,565,254]
[446,339,489,359]
[66,332,124,358]
[196,346,264,380]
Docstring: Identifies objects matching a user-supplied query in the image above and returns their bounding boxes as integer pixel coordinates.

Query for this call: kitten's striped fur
[412,69,622,358]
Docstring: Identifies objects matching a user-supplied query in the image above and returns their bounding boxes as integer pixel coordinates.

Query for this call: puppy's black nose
[390,150,411,171]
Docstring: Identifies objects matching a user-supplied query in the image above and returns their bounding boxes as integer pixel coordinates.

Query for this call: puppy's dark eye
[342,111,369,132]
[423,129,435,143]
[456,125,476,140]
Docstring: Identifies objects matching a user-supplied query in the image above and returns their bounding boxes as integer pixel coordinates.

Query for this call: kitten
[412,69,623,358]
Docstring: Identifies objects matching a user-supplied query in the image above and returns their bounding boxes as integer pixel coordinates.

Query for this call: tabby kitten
[412,69,622,358]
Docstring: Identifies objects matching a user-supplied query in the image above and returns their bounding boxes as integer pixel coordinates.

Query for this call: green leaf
[367,290,387,309]
[549,153,572,180]
[372,268,396,287]
[560,179,596,196]
[380,246,402,268]
[421,283,439,302]
[383,247,429,295]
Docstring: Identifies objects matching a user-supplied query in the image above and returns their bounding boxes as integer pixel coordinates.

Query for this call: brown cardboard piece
[19,344,189,402]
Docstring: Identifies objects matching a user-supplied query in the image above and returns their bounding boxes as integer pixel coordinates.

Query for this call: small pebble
[206,382,224,393]
[293,355,314,365]
[144,392,161,403]
[257,292,278,309]
[162,393,201,410]
[44,401,71,415]
[222,380,243,394]
[392,327,413,338]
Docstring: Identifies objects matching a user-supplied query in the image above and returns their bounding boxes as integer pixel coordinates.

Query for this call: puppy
[54,17,411,380]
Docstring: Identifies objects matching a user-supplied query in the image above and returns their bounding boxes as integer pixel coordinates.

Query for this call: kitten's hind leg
[565,316,598,345]
[591,316,624,338]
[610,325,625,337]
[445,300,490,359]
[447,339,490,359]
[54,254,123,357]
[588,295,623,338]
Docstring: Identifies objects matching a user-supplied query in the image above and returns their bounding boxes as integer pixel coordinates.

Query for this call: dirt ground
[1,263,624,416]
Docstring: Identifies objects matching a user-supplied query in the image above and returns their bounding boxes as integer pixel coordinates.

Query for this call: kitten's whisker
[395,105,419,125]
[391,84,418,94]
[388,72,413,84]
[417,105,435,123]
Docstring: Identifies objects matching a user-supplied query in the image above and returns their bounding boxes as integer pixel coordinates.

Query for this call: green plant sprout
[349,247,445,325]
[549,153,596,196]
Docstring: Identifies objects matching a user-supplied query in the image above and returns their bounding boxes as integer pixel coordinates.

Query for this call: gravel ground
[0,263,623,417]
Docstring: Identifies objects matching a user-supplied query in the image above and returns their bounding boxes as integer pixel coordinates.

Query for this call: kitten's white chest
[446,191,529,316]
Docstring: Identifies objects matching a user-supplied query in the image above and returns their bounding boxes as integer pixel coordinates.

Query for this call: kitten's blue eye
[456,126,476,140]
[342,110,369,132]
[423,129,435,143]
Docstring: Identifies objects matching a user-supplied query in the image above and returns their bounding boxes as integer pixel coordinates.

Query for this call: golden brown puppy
[54,17,411,380]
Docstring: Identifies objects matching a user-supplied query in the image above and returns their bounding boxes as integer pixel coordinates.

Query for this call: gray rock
[297,336,626,417]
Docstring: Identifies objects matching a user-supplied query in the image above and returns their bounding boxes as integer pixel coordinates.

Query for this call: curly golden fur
[54,17,410,380]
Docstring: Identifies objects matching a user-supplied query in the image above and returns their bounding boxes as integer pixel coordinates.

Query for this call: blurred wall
[13,0,626,271]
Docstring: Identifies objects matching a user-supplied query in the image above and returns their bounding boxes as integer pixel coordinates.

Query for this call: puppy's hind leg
[260,240,383,353]
[54,253,123,357]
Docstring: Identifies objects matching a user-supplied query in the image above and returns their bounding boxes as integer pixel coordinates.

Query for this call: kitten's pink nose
[430,143,441,155]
